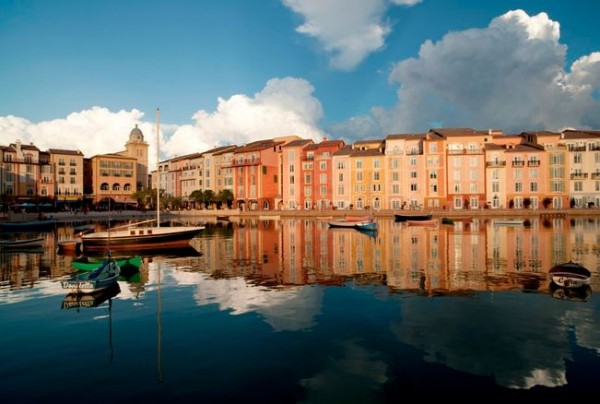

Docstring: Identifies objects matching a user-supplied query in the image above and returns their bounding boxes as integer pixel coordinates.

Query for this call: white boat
[81,108,205,253]
[493,219,524,226]
[61,253,121,294]
[328,216,377,231]
[548,261,591,289]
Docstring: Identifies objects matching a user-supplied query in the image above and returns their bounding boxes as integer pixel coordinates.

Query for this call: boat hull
[61,258,120,294]
[394,213,432,222]
[549,261,591,289]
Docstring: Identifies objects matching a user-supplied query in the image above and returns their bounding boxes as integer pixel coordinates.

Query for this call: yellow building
[88,153,137,206]
[48,148,84,207]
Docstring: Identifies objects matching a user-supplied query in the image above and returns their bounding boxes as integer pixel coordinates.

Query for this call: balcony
[232,157,261,167]
[527,160,541,167]
[567,145,586,152]
[512,161,525,167]
[591,173,600,179]
[570,173,588,179]
[485,161,506,167]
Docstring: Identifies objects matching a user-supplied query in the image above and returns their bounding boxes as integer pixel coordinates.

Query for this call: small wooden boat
[0,219,56,232]
[394,212,432,222]
[61,254,121,294]
[493,219,524,226]
[0,237,45,249]
[328,216,377,231]
[406,219,438,227]
[71,255,142,272]
[548,261,591,289]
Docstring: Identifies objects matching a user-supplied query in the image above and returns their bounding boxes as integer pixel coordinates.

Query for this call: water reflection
[1,215,599,396]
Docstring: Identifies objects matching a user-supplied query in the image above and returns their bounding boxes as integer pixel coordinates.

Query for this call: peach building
[331,145,353,209]
[302,139,345,210]
[281,139,313,210]
[88,153,137,205]
[349,139,385,210]
[48,148,85,205]
[233,137,299,211]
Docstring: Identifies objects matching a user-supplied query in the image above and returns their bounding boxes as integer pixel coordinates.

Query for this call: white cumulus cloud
[373,9,600,133]
[163,77,325,157]
[282,0,420,70]
[0,78,326,170]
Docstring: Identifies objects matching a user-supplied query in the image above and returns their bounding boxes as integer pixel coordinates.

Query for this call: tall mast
[156,108,160,227]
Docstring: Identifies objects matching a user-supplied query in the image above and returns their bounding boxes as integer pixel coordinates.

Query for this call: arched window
[101,183,109,191]
[112,184,120,192]
[124,183,131,191]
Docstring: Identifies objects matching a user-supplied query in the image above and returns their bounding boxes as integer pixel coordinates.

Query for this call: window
[319,161,327,170]
[410,183,418,191]
[530,182,538,192]
[373,159,380,168]
[515,182,522,192]
[356,160,362,169]
[356,172,363,181]
[574,182,583,191]
[574,153,582,164]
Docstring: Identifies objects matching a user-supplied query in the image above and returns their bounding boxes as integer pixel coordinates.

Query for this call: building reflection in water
[1,216,598,294]
[191,216,599,294]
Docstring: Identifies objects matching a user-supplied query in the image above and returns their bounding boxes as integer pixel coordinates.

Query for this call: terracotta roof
[281,139,313,148]
[350,148,384,157]
[386,133,426,140]
[48,148,84,156]
[333,145,353,156]
[203,145,238,155]
[170,152,203,162]
[562,130,600,139]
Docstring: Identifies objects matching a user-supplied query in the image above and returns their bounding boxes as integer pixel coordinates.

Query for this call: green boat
[71,255,142,272]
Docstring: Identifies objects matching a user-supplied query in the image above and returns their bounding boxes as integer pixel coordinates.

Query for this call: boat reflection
[61,282,121,310]
[549,283,592,302]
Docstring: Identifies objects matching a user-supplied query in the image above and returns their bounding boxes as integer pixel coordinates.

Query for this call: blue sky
[1,0,599,166]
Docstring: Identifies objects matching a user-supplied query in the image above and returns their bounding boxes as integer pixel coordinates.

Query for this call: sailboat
[81,108,205,252]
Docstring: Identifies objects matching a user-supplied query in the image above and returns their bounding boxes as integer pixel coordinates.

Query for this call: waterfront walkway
[5,206,598,223]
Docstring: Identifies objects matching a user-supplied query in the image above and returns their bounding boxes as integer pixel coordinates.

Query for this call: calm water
[1,216,599,402]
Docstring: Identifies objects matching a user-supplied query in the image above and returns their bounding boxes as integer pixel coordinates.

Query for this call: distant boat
[406,219,438,227]
[328,215,377,231]
[493,219,524,226]
[394,212,432,222]
[0,219,56,232]
[61,253,121,294]
[548,261,591,289]
[0,237,45,249]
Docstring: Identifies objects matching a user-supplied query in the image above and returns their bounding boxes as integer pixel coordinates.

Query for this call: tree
[216,189,234,209]
[542,197,552,208]
[202,190,216,209]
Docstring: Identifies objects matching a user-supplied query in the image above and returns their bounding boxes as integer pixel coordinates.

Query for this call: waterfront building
[203,145,238,200]
[282,139,314,211]
[561,129,600,208]
[423,130,448,210]
[527,131,568,209]
[232,136,299,211]
[434,128,487,210]
[116,124,149,191]
[349,140,385,210]
[331,145,353,210]
[88,152,137,206]
[0,140,46,204]
[302,139,345,210]
[384,133,425,210]
[48,148,84,209]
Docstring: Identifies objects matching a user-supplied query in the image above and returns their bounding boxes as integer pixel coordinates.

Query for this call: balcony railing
[591,173,600,179]
[570,173,588,179]
[512,161,525,167]
[232,158,261,167]
[527,160,541,167]
[485,161,506,167]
